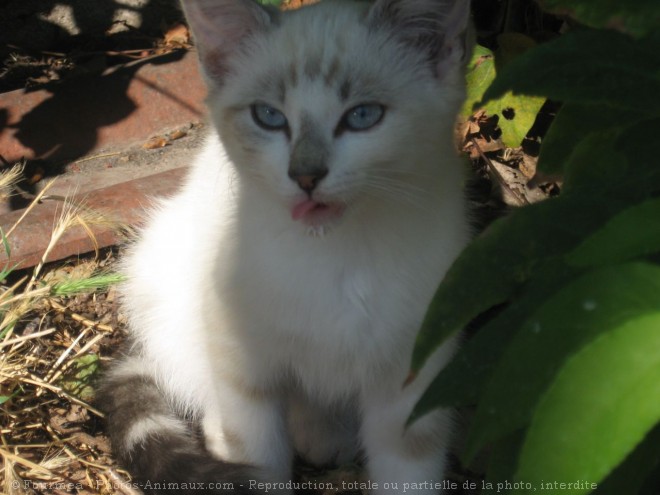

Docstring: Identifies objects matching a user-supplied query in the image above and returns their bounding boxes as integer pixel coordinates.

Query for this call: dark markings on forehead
[277,78,286,103]
[303,56,322,80]
[283,54,352,102]
[323,57,340,86]
[339,79,351,102]
[294,54,345,85]
[288,62,298,87]
[251,70,287,103]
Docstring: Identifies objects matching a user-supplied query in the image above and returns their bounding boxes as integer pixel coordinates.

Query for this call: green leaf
[597,423,660,495]
[58,354,100,402]
[462,42,545,147]
[538,102,644,175]
[568,198,660,268]
[51,272,126,296]
[559,119,660,201]
[537,0,660,38]
[515,311,660,492]
[481,30,660,116]
[411,263,575,417]
[640,466,660,495]
[614,118,660,195]
[560,128,657,201]
[0,389,19,405]
[483,94,546,148]
[412,192,626,374]
[485,430,526,493]
[464,263,660,462]
[495,33,537,69]
[461,45,496,117]
[412,305,517,413]
[0,262,19,284]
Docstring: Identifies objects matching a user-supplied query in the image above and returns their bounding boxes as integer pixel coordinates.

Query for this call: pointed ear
[367,0,472,79]
[181,0,276,84]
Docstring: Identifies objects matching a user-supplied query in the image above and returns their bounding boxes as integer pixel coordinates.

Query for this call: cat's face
[183,0,471,231]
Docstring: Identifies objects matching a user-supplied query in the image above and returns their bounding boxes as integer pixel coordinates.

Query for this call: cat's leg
[288,394,360,467]
[359,348,456,494]
[202,379,293,486]
[361,401,453,494]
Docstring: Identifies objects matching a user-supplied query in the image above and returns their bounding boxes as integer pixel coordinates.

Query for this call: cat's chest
[210,207,456,396]
[223,228,432,353]
[241,246,388,337]
[227,246,410,394]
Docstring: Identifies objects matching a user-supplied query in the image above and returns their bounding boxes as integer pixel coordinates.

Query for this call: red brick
[0,167,188,270]
[0,51,207,165]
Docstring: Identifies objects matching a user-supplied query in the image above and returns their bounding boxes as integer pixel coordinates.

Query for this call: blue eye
[251,103,288,131]
[340,104,385,131]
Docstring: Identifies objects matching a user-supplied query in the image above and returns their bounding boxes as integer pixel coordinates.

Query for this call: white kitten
[100,0,472,493]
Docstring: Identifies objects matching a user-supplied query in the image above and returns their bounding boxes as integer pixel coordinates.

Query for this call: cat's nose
[289,169,328,193]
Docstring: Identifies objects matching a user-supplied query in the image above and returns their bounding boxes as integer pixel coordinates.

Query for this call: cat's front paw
[292,422,359,467]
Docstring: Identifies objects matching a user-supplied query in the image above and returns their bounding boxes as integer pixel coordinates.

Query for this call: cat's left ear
[367,0,472,79]
[181,0,277,85]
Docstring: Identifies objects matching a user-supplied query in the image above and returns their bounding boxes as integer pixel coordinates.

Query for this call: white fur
[124,414,189,451]
[120,0,471,492]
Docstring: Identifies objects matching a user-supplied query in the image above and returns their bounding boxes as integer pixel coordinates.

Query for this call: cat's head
[182,0,471,232]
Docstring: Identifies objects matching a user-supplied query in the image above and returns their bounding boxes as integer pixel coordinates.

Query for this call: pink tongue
[291,199,320,220]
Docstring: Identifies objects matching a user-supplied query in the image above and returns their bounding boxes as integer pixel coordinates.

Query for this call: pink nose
[289,169,328,193]
[296,175,318,192]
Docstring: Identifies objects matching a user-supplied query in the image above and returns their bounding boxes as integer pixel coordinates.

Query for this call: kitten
[99,0,472,493]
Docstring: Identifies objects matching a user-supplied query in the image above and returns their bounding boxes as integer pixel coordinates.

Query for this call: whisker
[364,176,429,197]
[359,178,430,210]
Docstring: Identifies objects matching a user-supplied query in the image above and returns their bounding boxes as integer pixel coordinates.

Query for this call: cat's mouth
[291,199,345,226]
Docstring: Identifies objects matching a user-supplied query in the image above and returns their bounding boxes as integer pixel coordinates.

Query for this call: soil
[2,249,125,495]
[0,0,185,93]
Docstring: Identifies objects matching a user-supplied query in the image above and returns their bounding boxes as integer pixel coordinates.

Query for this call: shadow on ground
[0,0,187,206]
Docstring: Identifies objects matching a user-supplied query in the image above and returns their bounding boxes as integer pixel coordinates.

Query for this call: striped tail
[97,357,257,494]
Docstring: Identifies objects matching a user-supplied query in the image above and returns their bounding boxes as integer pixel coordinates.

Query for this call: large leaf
[614,118,660,196]
[515,311,660,492]
[412,190,626,373]
[597,423,660,495]
[537,0,659,38]
[462,42,545,147]
[412,131,657,424]
[560,130,628,196]
[483,93,546,149]
[481,29,660,116]
[639,467,660,495]
[411,133,641,374]
[463,263,660,462]
[413,111,659,374]
[411,263,575,418]
[484,431,526,495]
[568,198,660,267]
[537,102,644,175]
[461,44,496,117]
[560,119,660,201]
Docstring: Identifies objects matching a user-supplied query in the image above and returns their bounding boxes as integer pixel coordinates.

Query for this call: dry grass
[0,167,130,495]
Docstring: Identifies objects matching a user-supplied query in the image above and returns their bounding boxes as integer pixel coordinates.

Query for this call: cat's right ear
[367,0,472,80]
[181,0,276,85]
